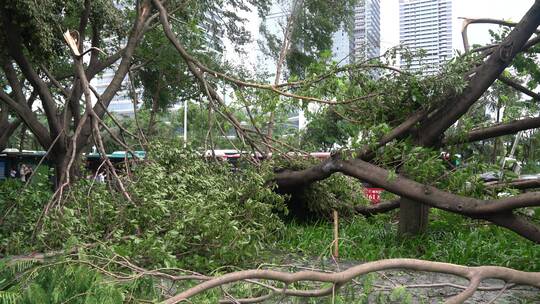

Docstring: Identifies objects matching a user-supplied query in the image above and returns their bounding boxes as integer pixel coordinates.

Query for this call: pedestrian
[9,167,17,178]
[19,164,28,182]
[25,165,33,182]
[95,171,105,183]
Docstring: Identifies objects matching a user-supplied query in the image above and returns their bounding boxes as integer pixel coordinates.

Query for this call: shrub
[1,142,286,270]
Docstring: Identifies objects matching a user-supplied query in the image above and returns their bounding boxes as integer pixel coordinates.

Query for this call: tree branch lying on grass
[4,253,537,304]
[163,258,540,304]
[273,155,540,243]
[353,199,400,217]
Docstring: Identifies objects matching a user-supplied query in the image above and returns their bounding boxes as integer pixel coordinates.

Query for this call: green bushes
[0,259,159,303]
[0,176,52,254]
[1,142,286,270]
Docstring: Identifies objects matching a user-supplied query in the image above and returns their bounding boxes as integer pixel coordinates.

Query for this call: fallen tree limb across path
[163,258,540,304]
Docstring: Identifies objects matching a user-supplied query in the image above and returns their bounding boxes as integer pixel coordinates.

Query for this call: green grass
[272,209,540,271]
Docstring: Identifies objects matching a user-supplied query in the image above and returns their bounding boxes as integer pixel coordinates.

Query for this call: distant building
[90,68,135,117]
[351,0,381,61]
[331,27,351,65]
[399,0,452,73]
[331,0,381,65]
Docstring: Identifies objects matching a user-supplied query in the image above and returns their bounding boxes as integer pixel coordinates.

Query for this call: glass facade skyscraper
[331,0,381,65]
[351,0,381,61]
[399,0,452,73]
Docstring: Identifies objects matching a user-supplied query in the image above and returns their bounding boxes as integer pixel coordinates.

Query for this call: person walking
[19,164,28,182]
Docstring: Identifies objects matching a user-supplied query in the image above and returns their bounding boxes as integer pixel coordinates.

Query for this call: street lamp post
[183,100,188,148]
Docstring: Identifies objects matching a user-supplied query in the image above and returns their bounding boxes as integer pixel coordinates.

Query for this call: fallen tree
[152,0,540,241]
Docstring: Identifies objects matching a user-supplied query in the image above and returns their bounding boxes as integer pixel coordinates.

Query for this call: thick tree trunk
[398,197,430,236]
[18,124,26,151]
[53,158,68,189]
[398,136,433,236]
[50,144,81,189]
[0,121,20,152]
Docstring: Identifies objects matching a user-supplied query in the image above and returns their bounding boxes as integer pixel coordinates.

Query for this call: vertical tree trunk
[147,71,162,136]
[492,105,501,163]
[51,145,81,189]
[18,125,26,151]
[397,140,432,236]
[398,197,430,236]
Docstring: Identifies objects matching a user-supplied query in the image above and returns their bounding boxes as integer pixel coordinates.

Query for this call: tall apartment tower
[351,0,381,61]
[331,0,380,64]
[399,0,452,73]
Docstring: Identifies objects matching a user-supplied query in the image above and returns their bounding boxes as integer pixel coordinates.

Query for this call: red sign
[363,188,384,204]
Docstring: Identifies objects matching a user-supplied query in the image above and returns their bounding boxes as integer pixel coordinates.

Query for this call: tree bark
[354,199,400,217]
[18,124,26,151]
[398,197,430,236]
[331,157,540,243]
[0,120,20,152]
[443,116,540,145]
[0,101,21,151]
[147,70,163,135]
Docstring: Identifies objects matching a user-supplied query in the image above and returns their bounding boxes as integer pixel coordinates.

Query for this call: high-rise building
[332,0,380,65]
[331,27,351,65]
[399,0,452,73]
[90,68,135,116]
[351,0,381,62]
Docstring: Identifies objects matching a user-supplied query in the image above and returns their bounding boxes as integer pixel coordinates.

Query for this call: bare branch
[460,17,540,51]
[163,258,540,304]
[0,89,52,148]
[498,75,540,100]
[486,178,540,190]
[153,0,379,106]
[443,116,540,144]
[354,200,400,217]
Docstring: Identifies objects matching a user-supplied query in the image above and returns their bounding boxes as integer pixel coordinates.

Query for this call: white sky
[226,0,536,69]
